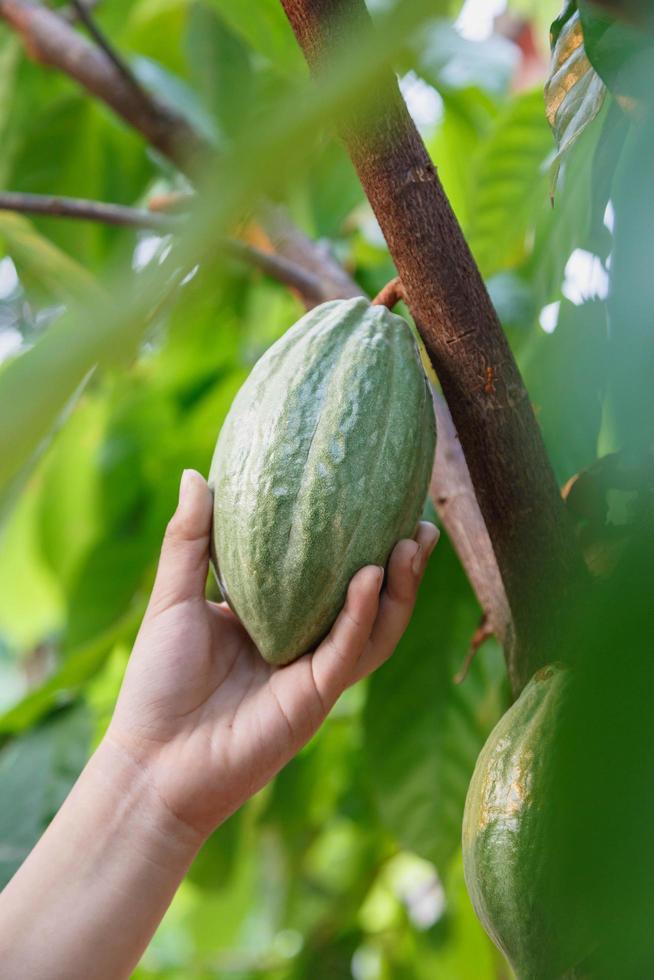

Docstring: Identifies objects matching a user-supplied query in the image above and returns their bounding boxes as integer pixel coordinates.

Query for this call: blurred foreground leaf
[0,704,91,887]
[364,541,508,872]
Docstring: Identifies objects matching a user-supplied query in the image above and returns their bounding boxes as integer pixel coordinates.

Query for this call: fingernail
[375,566,384,592]
[425,526,440,558]
[179,468,195,506]
[411,542,423,577]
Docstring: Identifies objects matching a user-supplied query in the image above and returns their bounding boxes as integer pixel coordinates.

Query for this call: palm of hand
[107,471,437,838]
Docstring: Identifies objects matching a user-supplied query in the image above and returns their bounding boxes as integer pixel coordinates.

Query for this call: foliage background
[0,0,643,976]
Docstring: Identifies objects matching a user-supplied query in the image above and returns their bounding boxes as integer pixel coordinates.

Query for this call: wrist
[0,732,205,980]
[91,734,205,864]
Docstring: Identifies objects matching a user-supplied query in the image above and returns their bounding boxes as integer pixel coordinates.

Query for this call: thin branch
[69,0,146,99]
[60,0,102,24]
[431,390,510,647]
[281,0,587,693]
[0,191,179,231]
[453,614,494,686]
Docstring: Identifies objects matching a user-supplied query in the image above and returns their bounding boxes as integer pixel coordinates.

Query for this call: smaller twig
[60,0,102,25]
[70,0,146,100]
[372,276,405,310]
[453,613,493,685]
[0,191,179,231]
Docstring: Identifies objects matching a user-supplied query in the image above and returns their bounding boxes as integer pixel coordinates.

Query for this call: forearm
[0,738,202,980]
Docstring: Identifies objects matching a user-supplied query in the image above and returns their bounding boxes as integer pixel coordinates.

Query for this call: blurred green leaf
[0,36,21,188]
[364,540,508,872]
[606,115,654,455]
[578,0,654,101]
[467,89,554,277]
[133,56,220,147]
[0,605,143,736]
[427,88,496,230]
[187,811,243,890]
[206,0,305,76]
[185,3,255,139]
[36,396,107,589]
[523,298,609,482]
[418,20,517,98]
[0,704,91,887]
[0,213,101,303]
[0,475,63,650]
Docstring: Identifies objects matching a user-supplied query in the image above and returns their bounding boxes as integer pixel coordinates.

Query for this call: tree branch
[281,0,586,692]
[0,0,210,172]
[69,0,147,99]
[0,191,178,231]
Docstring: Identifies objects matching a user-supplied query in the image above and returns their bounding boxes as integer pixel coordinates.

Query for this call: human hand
[107,469,439,841]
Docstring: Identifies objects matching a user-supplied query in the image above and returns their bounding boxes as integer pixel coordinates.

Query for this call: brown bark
[431,391,510,648]
[280,0,586,691]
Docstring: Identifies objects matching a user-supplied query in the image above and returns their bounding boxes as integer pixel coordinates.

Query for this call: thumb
[148,469,213,615]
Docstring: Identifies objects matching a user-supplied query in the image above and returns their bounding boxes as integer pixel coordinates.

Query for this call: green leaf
[466,89,554,277]
[426,88,496,230]
[523,298,609,482]
[545,9,607,186]
[0,474,64,651]
[0,36,21,188]
[0,213,102,303]
[606,116,654,455]
[577,1,654,104]
[0,704,91,887]
[36,396,107,589]
[206,0,305,76]
[132,55,220,146]
[187,811,243,890]
[418,20,517,99]
[550,0,578,47]
[185,2,254,140]
[63,536,152,651]
[527,111,604,312]
[123,0,191,79]
[363,540,508,871]
[0,604,143,735]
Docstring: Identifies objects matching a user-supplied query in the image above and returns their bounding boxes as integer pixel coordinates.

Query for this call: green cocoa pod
[209,296,436,666]
[462,663,579,980]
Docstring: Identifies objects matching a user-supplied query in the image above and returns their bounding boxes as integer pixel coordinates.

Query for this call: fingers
[147,469,213,616]
[274,565,384,725]
[355,521,439,681]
